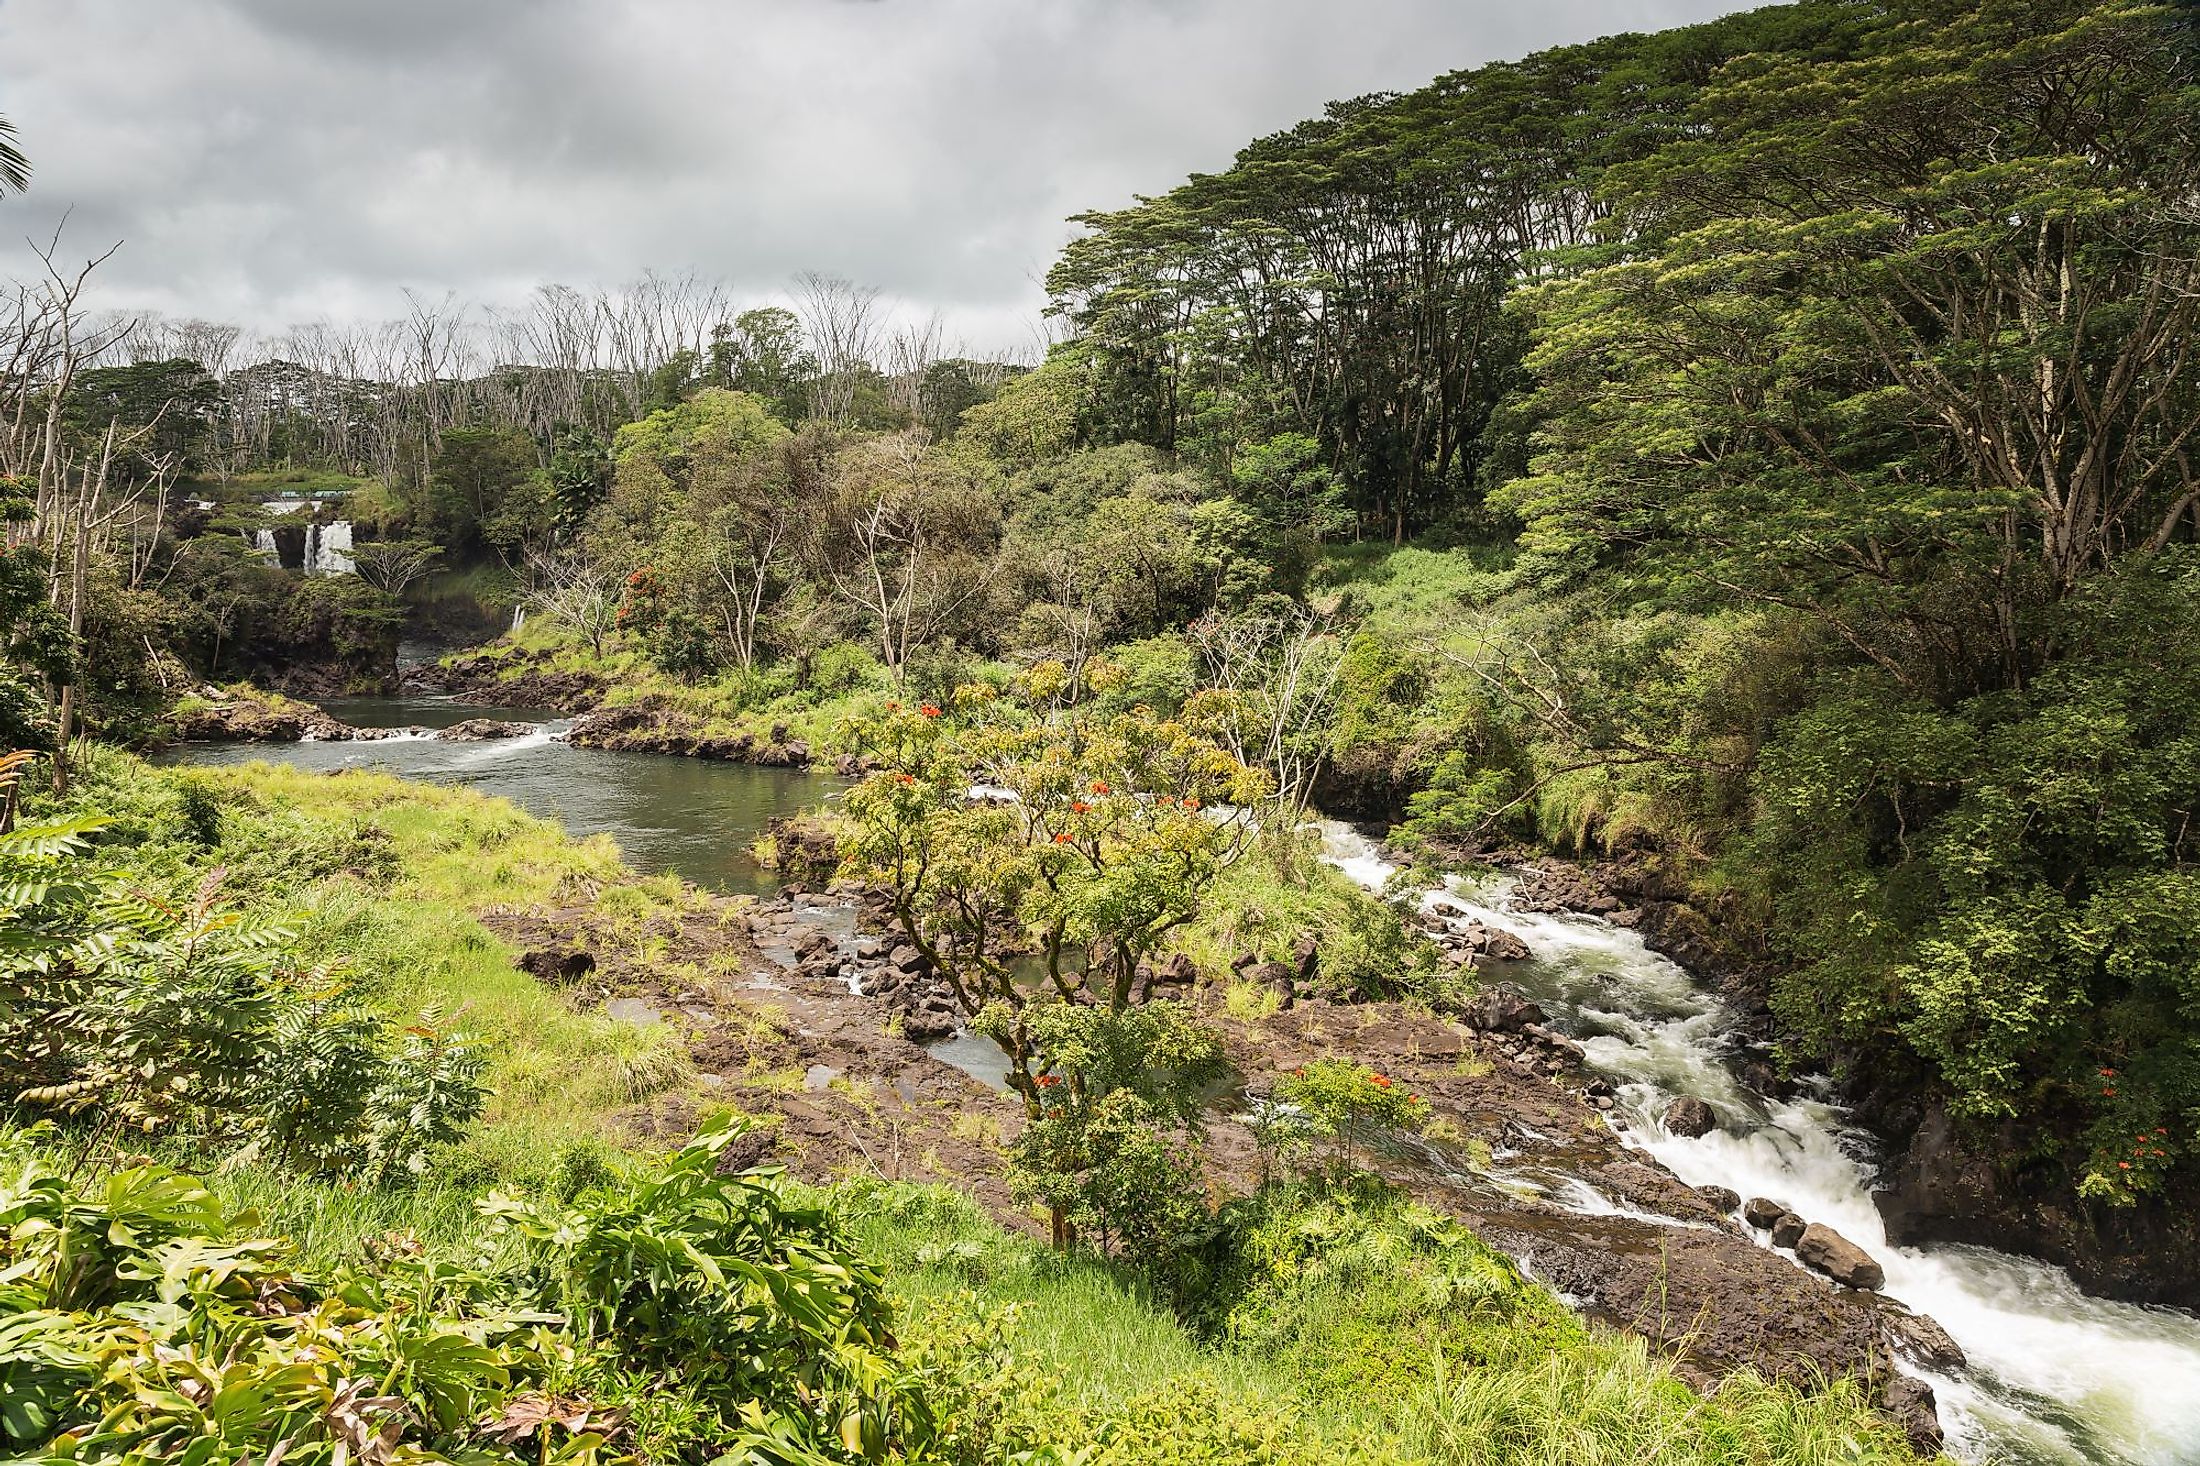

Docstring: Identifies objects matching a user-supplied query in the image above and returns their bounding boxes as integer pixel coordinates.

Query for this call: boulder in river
[1742,1196,1791,1229]
[1795,1222,1885,1290]
[1456,920,1532,962]
[1880,1305,1967,1371]
[1770,1212,1807,1250]
[1664,1096,1718,1138]
[1464,982,1545,1033]
[436,718,534,741]
[1696,1185,1741,1214]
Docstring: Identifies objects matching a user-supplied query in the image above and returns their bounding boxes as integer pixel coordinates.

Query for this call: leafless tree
[1188,602,1350,819]
[524,546,623,658]
[795,272,882,426]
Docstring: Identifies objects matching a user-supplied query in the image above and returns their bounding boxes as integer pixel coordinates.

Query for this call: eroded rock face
[1875,1098,2200,1309]
[1796,1223,1885,1290]
[1664,1096,1718,1138]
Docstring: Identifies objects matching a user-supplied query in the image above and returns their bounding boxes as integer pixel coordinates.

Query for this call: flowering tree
[839,684,1268,1251]
[838,685,1270,1106]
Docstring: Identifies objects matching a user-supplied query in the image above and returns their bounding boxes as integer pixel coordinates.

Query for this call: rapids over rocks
[1310,821,2200,1466]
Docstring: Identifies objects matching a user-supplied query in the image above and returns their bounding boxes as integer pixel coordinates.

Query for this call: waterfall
[246,528,278,558]
[510,606,527,633]
[307,521,354,576]
[1313,821,2200,1466]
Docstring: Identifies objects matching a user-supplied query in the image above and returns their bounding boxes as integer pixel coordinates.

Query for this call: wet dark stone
[1796,1223,1885,1290]
[1664,1096,1718,1138]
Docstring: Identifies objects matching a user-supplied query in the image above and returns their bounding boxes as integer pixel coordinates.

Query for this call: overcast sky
[0,0,1752,358]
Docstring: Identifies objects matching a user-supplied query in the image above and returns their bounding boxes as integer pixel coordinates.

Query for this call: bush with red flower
[1263,1059,1429,1178]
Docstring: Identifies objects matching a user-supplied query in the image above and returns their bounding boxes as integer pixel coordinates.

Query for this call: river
[1313,821,2200,1466]
[164,701,2200,1463]
[163,696,844,897]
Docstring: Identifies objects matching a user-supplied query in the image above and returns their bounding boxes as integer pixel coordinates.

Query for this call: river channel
[166,698,2200,1465]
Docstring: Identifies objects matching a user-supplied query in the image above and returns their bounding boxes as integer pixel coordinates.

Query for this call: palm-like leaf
[0,117,27,195]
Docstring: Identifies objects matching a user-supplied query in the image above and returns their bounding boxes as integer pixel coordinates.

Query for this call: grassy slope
[51,750,1928,1464]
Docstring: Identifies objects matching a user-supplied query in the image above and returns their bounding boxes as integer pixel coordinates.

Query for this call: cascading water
[248,527,278,559]
[307,520,354,575]
[1314,820,2200,1466]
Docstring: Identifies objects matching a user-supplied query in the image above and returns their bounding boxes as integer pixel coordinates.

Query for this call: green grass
[24,750,1931,1465]
[56,752,704,1173]
[1180,828,1441,1001]
[838,1180,1930,1465]
[455,620,906,750]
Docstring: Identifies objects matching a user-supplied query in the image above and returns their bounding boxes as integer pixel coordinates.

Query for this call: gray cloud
[0,0,1752,355]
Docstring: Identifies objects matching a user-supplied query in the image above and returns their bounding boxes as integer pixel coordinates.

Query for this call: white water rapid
[1314,821,2200,1466]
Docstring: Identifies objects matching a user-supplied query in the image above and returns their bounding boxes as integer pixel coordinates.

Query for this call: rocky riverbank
[1412,836,2200,1315]
[491,868,1948,1452]
[399,645,607,711]
[163,689,543,746]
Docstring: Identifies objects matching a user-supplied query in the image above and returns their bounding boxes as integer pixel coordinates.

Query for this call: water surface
[164,695,844,896]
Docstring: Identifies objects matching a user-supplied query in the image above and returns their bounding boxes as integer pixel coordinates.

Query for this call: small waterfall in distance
[307,521,354,575]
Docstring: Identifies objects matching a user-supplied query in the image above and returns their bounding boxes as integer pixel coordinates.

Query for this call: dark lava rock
[436,718,535,741]
[1464,983,1546,1033]
[1742,1196,1791,1230]
[1696,1185,1741,1214]
[1664,1097,1718,1138]
[516,948,596,984]
[1247,961,1297,1009]
[1139,951,1199,1001]
[1882,1376,1943,1455]
[1770,1212,1808,1250]
[1881,1306,1967,1371]
[1796,1223,1885,1290]
[901,1009,958,1043]
[1456,920,1532,962]
[1292,932,1321,979]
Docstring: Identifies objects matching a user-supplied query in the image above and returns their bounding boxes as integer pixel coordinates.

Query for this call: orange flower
[2104,1087,2118,1097]
[1091,781,1110,794]
[896,772,916,786]
[1053,832,1072,844]
[1183,798,1201,810]
[1071,801,1091,814]
[2120,1161,2132,1170]
[1368,1073,1392,1088]
[1036,1074,1061,1088]
[920,704,941,717]
[886,701,900,711]
[2100,1067,2117,1077]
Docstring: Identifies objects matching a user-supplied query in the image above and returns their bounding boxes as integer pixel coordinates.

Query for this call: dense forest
[5,1,2200,1461]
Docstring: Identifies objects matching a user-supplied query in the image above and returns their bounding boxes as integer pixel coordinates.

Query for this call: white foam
[1312,819,2200,1465]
